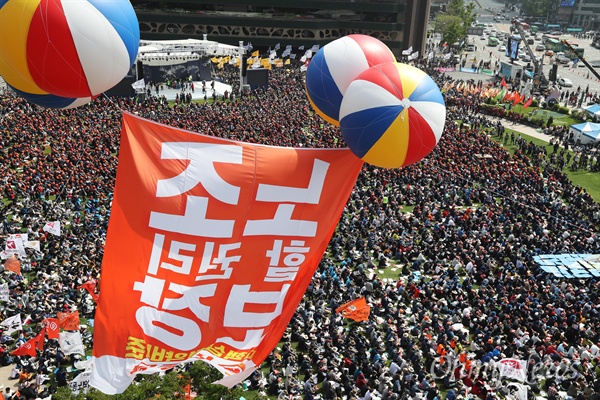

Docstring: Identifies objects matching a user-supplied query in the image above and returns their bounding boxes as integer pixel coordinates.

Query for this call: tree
[51,362,244,400]
[434,0,477,47]
[520,0,555,18]
[188,362,244,400]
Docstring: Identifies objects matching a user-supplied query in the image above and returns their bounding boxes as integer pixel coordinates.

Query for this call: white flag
[310,44,320,52]
[0,283,9,302]
[24,240,41,252]
[8,233,28,242]
[498,358,527,382]
[43,221,61,236]
[69,369,92,395]
[5,237,26,257]
[305,50,313,59]
[428,51,434,60]
[250,59,260,69]
[1,314,22,335]
[402,46,413,56]
[74,358,94,371]
[408,51,419,61]
[506,382,529,400]
[59,331,85,356]
[131,78,145,90]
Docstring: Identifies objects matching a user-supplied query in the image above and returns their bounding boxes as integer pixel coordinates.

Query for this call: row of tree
[434,0,557,50]
[52,363,246,400]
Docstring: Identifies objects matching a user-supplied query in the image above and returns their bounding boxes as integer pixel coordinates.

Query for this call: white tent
[584,104,600,122]
[570,122,600,144]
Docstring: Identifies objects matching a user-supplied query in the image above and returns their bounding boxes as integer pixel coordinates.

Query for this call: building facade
[557,0,600,31]
[131,0,431,56]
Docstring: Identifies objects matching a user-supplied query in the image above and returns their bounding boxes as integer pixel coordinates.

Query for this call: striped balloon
[305,34,395,126]
[9,84,95,109]
[0,0,139,105]
[339,62,446,169]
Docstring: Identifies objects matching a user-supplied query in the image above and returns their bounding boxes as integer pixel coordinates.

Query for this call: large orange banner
[90,113,363,394]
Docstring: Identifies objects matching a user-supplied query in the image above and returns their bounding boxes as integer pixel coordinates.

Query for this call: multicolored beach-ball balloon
[339,62,446,169]
[0,0,139,107]
[8,84,96,109]
[305,34,395,126]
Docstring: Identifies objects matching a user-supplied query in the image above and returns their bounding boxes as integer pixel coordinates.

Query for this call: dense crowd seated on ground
[0,58,600,400]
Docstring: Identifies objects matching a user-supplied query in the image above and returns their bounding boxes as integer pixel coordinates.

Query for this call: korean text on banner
[90,113,363,394]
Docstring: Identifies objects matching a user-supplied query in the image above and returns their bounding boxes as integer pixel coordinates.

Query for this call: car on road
[499,45,506,52]
[556,55,571,65]
[557,77,573,87]
[590,60,600,68]
[535,44,545,51]
[521,54,531,62]
[545,50,554,57]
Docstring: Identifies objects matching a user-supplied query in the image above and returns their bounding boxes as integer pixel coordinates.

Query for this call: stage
[146,80,234,101]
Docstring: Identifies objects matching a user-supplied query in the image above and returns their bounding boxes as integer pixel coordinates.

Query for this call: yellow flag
[252,50,259,57]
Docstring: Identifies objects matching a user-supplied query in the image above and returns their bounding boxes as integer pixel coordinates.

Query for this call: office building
[556,0,600,31]
[131,0,431,56]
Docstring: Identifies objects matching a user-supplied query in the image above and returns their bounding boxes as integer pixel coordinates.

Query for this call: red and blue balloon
[0,0,139,109]
[305,35,446,169]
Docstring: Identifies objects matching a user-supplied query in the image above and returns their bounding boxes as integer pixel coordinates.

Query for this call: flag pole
[239,41,245,96]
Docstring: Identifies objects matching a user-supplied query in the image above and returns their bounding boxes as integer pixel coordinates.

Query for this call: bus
[488,37,499,47]
[466,37,475,51]
[544,38,585,59]
[594,32,600,49]
[543,35,561,46]
[568,47,585,60]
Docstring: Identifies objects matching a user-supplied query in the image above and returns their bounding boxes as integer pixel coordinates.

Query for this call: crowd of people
[0,54,599,400]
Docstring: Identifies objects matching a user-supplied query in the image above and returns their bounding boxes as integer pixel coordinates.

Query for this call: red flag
[57,311,80,331]
[512,93,522,107]
[523,98,533,109]
[12,338,37,357]
[501,77,508,89]
[4,256,21,275]
[43,318,60,339]
[336,298,371,322]
[35,327,46,351]
[89,112,363,394]
[78,280,100,302]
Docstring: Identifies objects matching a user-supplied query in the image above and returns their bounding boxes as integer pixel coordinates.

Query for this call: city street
[456,0,600,94]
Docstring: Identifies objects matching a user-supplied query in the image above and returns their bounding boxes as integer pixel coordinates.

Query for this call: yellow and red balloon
[0,0,139,108]
[339,62,446,169]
